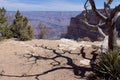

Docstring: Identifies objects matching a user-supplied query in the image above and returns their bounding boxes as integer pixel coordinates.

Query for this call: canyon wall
[66,10,120,41]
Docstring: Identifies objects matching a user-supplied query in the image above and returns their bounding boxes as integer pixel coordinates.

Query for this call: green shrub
[11,11,34,41]
[0,7,13,40]
[0,26,13,39]
[94,49,120,80]
[27,25,34,39]
[18,29,30,41]
[0,8,34,41]
[0,7,7,24]
[18,26,34,41]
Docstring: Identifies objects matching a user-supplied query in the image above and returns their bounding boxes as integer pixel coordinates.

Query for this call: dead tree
[83,0,120,52]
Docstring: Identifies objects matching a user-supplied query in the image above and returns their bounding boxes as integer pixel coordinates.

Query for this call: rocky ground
[0,39,119,80]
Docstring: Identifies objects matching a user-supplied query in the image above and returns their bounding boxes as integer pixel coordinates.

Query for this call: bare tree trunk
[101,36,108,53]
[108,25,118,50]
[85,0,120,51]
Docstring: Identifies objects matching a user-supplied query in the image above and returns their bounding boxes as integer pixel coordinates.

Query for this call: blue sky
[0,0,119,11]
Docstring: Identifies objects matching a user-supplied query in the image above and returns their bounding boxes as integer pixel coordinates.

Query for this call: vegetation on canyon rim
[92,49,120,80]
[0,8,34,41]
[0,8,50,41]
[83,0,120,79]
[0,0,120,79]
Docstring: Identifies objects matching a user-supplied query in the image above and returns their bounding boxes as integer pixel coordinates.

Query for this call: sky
[0,0,119,11]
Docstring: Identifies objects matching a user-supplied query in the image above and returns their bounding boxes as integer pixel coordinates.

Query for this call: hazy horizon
[4,10,82,12]
[0,0,119,11]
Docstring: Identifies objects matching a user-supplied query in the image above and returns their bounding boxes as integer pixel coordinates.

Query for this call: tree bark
[101,36,108,53]
[108,25,118,50]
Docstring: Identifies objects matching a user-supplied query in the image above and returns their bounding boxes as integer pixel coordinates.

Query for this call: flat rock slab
[0,39,101,80]
[80,59,90,66]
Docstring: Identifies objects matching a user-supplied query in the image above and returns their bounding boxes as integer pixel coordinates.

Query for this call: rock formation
[66,10,120,41]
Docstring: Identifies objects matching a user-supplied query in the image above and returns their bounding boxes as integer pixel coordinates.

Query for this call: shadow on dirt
[0,45,99,80]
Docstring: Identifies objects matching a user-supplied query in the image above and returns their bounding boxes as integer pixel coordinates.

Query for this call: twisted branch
[89,0,107,20]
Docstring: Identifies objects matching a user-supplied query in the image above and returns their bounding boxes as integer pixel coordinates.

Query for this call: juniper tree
[11,10,34,41]
[0,7,7,24]
[83,0,120,52]
[0,7,13,40]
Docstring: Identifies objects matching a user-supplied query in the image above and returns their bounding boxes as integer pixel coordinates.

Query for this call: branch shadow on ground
[0,45,98,80]
[80,47,98,63]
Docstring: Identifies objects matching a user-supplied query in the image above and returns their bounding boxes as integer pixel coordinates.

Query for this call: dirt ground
[0,39,117,80]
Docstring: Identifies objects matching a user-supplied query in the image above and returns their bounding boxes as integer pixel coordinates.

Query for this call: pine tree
[0,7,13,40]
[27,25,34,39]
[0,7,7,24]
[11,10,34,41]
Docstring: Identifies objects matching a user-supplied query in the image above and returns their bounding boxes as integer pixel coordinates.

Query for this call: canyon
[66,10,120,41]
[6,11,80,39]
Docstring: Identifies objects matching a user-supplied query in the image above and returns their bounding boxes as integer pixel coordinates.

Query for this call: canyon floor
[0,39,119,80]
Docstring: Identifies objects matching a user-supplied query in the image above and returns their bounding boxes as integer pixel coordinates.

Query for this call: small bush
[0,26,13,38]
[0,7,13,40]
[27,26,34,39]
[0,26,13,40]
[18,29,30,41]
[94,49,120,80]
[37,23,49,39]
[11,11,34,41]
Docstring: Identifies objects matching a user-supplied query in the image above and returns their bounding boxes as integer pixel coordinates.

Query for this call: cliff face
[66,10,120,41]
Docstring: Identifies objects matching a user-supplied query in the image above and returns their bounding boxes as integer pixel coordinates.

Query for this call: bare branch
[99,23,105,26]
[98,20,105,26]
[84,0,89,13]
[82,20,106,38]
[83,0,106,37]
[81,19,108,53]
[109,4,120,22]
[82,20,96,27]
[113,12,120,22]
[104,0,112,16]
[84,0,89,21]
[89,0,107,20]
[104,0,113,11]
[97,27,106,37]
[105,0,113,5]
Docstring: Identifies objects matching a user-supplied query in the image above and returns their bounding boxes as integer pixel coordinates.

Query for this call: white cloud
[0,0,84,11]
